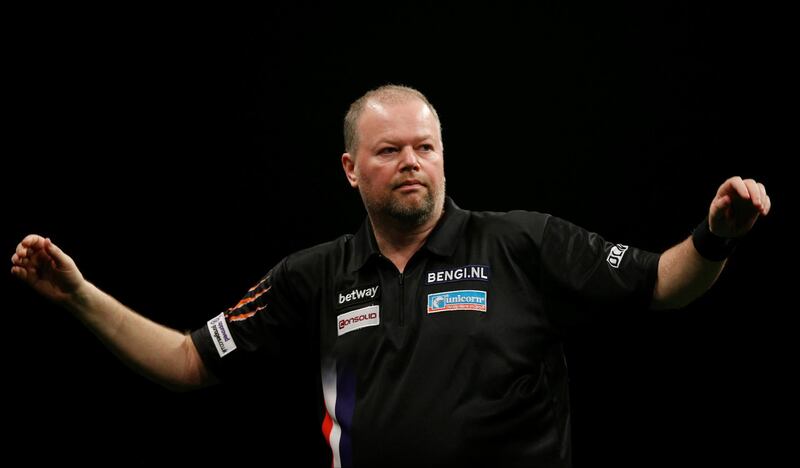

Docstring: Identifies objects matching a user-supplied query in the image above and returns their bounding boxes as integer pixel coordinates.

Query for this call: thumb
[44,238,70,269]
[711,194,731,216]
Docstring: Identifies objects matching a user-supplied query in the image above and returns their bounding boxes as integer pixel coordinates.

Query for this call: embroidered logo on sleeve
[208,312,237,358]
[427,290,487,313]
[338,305,380,336]
[606,244,629,269]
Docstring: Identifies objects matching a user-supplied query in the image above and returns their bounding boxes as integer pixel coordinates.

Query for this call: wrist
[691,217,738,261]
[65,280,95,314]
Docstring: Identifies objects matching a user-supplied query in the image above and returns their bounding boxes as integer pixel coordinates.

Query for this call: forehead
[357,98,438,144]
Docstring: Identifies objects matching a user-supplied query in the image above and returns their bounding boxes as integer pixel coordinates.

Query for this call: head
[342,85,446,227]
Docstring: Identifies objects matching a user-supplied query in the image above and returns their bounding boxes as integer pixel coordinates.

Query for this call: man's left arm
[651,176,771,310]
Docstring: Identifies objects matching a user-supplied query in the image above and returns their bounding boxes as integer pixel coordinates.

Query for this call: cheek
[426,160,445,180]
[356,168,382,191]
[363,165,393,183]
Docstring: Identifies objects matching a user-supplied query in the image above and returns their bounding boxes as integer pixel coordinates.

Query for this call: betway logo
[339,285,379,305]
[338,305,380,336]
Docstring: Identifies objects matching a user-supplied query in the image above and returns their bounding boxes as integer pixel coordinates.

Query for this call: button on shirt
[191,197,660,468]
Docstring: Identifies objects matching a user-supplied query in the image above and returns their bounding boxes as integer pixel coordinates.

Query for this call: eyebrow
[373,135,436,148]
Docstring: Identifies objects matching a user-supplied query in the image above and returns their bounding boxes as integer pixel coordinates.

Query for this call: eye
[419,144,434,152]
[377,147,398,155]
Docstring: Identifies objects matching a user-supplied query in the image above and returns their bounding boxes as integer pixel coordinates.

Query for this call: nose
[399,146,420,172]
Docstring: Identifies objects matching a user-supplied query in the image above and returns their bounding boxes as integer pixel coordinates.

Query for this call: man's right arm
[11,234,215,391]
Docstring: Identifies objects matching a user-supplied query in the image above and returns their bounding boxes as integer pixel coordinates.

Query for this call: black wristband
[691,217,738,261]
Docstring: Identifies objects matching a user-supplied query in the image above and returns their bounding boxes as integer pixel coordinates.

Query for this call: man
[11,85,770,467]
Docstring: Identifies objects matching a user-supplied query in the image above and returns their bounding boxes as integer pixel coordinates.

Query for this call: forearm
[64,281,212,391]
[650,236,726,310]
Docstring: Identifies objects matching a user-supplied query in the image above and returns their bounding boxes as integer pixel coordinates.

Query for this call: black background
[3,3,792,466]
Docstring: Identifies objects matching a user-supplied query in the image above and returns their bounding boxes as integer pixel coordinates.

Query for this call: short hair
[343,84,442,157]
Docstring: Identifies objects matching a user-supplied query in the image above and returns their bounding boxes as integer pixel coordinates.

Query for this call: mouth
[395,179,425,190]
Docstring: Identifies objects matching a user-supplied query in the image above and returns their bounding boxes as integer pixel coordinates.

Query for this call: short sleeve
[190,257,305,382]
[540,215,660,327]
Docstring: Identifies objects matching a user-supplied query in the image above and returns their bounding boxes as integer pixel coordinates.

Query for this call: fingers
[758,182,771,216]
[21,234,45,249]
[11,234,54,274]
[720,176,771,216]
[10,265,26,281]
[10,265,35,281]
[743,178,761,207]
[740,178,771,216]
[11,248,30,271]
[722,176,749,201]
[15,234,45,259]
[13,249,42,270]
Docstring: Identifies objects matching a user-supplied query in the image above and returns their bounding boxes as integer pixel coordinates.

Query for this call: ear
[341,152,359,188]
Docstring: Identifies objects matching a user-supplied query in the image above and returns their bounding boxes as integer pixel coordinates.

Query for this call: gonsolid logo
[338,305,380,336]
[208,312,237,357]
[427,290,487,313]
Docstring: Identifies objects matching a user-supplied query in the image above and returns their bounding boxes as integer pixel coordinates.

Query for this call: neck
[369,203,444,273]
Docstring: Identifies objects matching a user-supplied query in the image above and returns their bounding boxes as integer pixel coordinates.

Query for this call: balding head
[344,85,442,158]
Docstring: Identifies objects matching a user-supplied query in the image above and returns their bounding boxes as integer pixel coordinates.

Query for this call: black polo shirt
[191,196,660,468]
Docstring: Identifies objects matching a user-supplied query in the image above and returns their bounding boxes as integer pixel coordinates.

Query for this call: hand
[708,176,771,238]
[11,235,86,303]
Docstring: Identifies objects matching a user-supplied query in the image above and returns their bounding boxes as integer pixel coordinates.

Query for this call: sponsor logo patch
[606,244,629,269]
[336,284,380,309]
[208,312,237,358]
[425,265,490,285]
[338,305,380,336]
[427,290,487,314]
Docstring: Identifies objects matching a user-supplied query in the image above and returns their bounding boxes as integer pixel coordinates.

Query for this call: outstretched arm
[651,176,771,310]
[11,235,216,391]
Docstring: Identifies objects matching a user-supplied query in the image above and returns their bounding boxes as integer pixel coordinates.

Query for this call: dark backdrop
[3,3,791,466]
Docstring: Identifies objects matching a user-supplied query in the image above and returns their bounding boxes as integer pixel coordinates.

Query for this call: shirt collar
[348,196,469,273]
